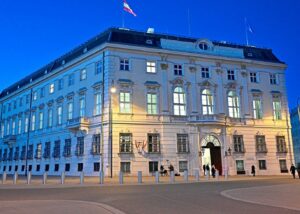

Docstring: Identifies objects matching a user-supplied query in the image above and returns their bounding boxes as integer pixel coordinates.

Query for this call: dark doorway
[203,142,223,175]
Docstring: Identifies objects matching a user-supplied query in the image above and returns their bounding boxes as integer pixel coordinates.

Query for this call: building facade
[291,107,300,167]
[0,28,294,177]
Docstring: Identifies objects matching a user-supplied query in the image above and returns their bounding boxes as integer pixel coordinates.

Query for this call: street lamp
[109,81,116,178]
[224,147,232,180]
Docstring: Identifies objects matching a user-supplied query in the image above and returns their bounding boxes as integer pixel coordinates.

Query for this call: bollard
[216,170,219,181]
[194,169,200,182]
[99,171,104,184]
[155,171,159,184]
[13,172,18,184]
[80,172,84,184]
[61,171,65,184]
[27,172,32,184]
[43,172,47,184]
[138,171,142,184]
[170,171,175,183]
[2,172,7,184]
[205,170,209,181]
[119,171,123,184]
[184,170,188,182]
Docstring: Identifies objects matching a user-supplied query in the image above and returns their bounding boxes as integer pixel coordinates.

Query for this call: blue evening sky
[0,0,299,108]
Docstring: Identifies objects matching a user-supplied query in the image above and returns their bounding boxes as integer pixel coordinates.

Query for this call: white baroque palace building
[0,28,294,177]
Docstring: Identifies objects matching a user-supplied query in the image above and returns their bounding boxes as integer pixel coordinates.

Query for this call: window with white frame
[250,72,258,83]
[57,106,63,125]
[174,64,183,76]
[173,87,186,116]
[92,134,101,155]
[49,83,55,94]
[147,61,156,73]
[79,96,86,117]
[64,139,72,157]
[227,69,235,80]
[201,67,210,78]
[48,109,53,128]
[233,135,244,153]
[31,113,36,131]
[17,119,22,135]
[6,121,10,135]
[228,91,240,118]
[95,61,102,74]
[256,135,267,153]
[26,94,30,104]
[272,97,282,120]
[68,73,75,86]
[80,69,87,81]
[276,136,287,153]
[36,143,42,159]
[33,91,38,101]
[58,79,64,90]
[270,74,278,85]
[76,137,84,156]
[38,112,43,130]
[94,93,102,116]
[253,98,263,119]
[259,160,267,170]
[147,93,157,115]
[120,92,131,113]
[148,133,160,153]
[177,134,189,153]
[120,162,131,173]
[1,123,5,138]
[119,133,132,153]
[12,120,16,135]
[67,102,73,120]
[236,160,245,172]
[179,161,188,172]
[279,159,288,172]
[25,116,29,133]
[120,59,129,71]
[201,89,214,115]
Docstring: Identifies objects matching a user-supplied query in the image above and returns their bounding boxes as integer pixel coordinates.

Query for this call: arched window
[173,87,186,116]
[201,89,214,115]
[228,91,240,118]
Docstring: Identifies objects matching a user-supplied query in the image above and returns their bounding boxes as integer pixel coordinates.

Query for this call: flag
[123,0,137,17]
[248,24,254,34]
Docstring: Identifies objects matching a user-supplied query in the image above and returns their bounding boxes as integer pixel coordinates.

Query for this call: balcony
[189,114,226,124]
[67,117,90,133]
[3,135,17,146]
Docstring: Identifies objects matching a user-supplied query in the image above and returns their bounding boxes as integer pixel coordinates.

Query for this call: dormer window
[199,42,208,50]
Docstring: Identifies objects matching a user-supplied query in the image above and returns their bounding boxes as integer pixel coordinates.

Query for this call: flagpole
[188,8,191,36]
[122,10,125,28]
[245,17,249,46]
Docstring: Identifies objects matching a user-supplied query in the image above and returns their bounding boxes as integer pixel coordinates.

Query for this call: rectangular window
[67,102,73,120]
[147,61,156,73]
[236,160,245,174]
[53,140,61,158]
[276,136,287,153]
[12,120,16,135]
[120,133,132,153]
[1,123,4,138]
[63,139,72,157]
[95,61,102,74]
[76,137,84,156]
[58,79,64,90]
[174,64,183,76]
[19,97,23,107]
[273,99,282,120]
[279,160,288,173]
[258,160,267,170]
[179,161,188,173]
[147,93,157,115]
[20,146,26,160]
[31,114,36,131]
[40,87,45,98]
[49,83,55,94]
[250,72,258,83]
[94,162,100,172]
[6,121,10,135]
[94,93,102,116]
[54,164,59,172]
[18,119,22,134]
[57,106,63,125]
[65,163,70,172]
[256,135,267,153]
[79,96,86,117]
[233,135,244,153]
[27,144,33,160]
[227,69,235,80]
[120,92,131,113]
[80,69,87,81]
[35,143,42,159]
[78,163,83,172]
[253,99,263,119]
[177,134,189,153]
[33,91,38,101]
[43,142,51,159]
[149,161,158,173]
[48,109,53,127]
[120,59,129,71]
[45,164,49,172]
[39,112,44,130]
[26,94,30,104]
[120,162,131,173]
[14,147,19,161]
[270,74,278,85]
[68,74,75,86]
[201,67,210,78]
[148,133,160,153]
[36,165,40,172]
[92,134,101,155]
[25,117,29,133]
[8,148,13,161]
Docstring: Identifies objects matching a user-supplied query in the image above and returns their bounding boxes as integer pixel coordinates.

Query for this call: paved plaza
[0,176,299,214]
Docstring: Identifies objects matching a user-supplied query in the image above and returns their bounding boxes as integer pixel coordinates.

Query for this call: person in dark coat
[251,165,256,177]
[211,165,216,178]
[205,164,210,177]
[290,164,296,179]
[203,165,206,176]
[169,164,174,172]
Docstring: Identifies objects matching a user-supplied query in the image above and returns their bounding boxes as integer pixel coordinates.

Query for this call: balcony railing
[3,135,17,146]
[190,114,226,123]
[67,117,90,133]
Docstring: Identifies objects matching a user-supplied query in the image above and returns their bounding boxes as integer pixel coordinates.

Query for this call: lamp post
[224,147,231,180]
[109,82,116,178]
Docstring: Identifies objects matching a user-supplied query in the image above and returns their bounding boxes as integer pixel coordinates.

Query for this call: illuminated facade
[291,107,300,167]
[0,28,294,176]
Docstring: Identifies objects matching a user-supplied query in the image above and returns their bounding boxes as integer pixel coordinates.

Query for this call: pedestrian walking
[205,164,210,177]
[211,165,216,178]
[203,165,206,176]
[251,165,256,177]
[290,164,296,179]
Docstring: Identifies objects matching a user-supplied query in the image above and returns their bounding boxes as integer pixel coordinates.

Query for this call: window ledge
[177,152,190,154]
[118,152,134,155]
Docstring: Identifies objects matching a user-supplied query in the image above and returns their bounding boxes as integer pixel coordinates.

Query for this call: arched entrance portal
[201,135,222,175]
